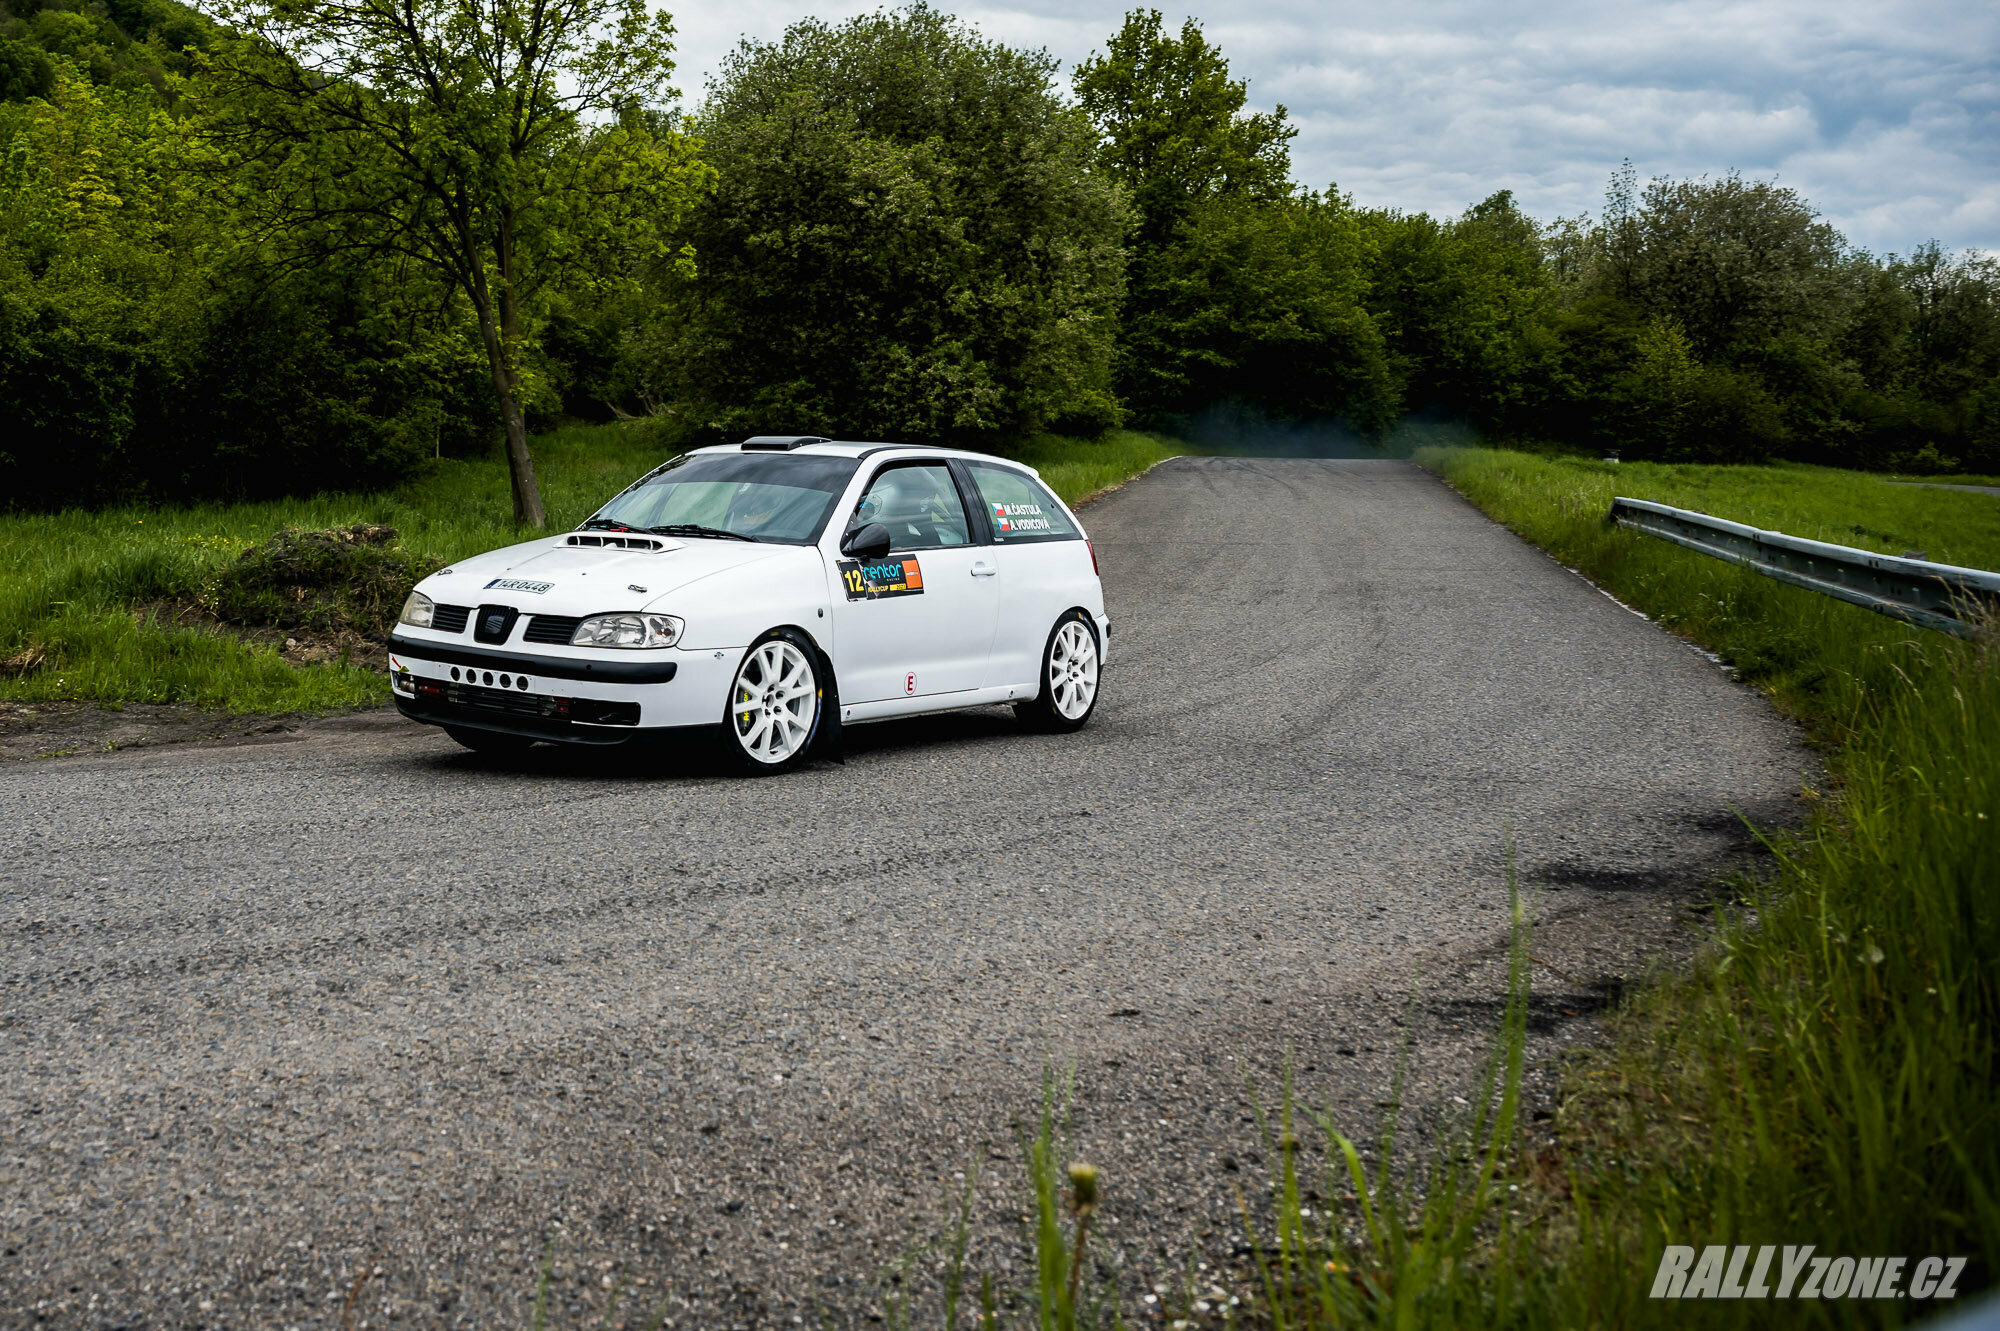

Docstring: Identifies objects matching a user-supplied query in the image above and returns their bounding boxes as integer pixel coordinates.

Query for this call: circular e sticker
[905,673,917,695]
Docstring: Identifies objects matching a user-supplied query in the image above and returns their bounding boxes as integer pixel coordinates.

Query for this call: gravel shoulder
[0,702,400,765]
[0,459,1814,1329]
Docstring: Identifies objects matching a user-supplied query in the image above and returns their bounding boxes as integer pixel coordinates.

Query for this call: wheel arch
[1057,605,1102,647]
[757,621,839,692]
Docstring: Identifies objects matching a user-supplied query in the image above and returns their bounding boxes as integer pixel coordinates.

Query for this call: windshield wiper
[578,517,638,532]
[647,524,759,543]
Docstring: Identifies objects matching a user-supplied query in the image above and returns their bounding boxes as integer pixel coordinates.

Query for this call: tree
[1121,190,1396,428]
[1894,243,2000,406]
[0,64,201,505]
[1609,171,1851,362]
[192,0,712,524]
[1073,11,1349,427]
[644,3,1126,443]
[1073,9,1293,244]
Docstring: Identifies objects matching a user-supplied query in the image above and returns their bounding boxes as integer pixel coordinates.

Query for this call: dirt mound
[207,525,441,639]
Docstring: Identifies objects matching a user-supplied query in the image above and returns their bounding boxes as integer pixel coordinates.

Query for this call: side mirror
[840,523,892,560]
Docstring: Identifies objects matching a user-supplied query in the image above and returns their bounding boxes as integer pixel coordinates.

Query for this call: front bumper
[386,632,739,741]
[393,692,647,745]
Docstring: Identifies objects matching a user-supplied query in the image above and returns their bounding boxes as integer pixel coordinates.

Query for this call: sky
[660,0,2000,258]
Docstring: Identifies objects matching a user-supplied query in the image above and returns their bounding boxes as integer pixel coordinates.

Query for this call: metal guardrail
[1609,496,2000,638]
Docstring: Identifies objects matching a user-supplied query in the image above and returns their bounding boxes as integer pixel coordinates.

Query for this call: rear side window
[965,463,1078,544]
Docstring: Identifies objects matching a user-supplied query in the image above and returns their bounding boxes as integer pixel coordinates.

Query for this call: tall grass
[0,424,1178,714]
[1009,430,1184,508]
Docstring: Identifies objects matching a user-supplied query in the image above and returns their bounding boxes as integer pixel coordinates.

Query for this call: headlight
[398,590,435,628]
[571,612,683,649]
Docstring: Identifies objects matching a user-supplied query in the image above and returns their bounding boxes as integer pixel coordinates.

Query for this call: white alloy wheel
[731,638,819,765]
[1048,619,1099,720]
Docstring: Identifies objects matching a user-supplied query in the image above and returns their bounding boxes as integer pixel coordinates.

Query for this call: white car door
[959,460,1094,690]
[830,461,999,703]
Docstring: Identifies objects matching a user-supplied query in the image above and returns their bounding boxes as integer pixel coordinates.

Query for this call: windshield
[587,452,861,545]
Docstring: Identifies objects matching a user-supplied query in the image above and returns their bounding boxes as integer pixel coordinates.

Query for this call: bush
[206,524,440,636]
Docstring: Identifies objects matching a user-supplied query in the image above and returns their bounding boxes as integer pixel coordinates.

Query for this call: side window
[965,463,1078,544]
[847,463,971,550]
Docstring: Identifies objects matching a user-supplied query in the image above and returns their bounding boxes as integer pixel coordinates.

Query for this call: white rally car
[387,437,1107,772]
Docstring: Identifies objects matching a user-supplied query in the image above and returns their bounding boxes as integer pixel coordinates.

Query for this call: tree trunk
[468,270,546,528]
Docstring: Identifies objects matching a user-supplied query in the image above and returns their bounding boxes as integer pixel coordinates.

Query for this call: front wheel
[1016,610,1100,733]
[721,630,825,774]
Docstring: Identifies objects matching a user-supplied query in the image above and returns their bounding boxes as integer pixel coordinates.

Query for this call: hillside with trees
[1,0,1995,515]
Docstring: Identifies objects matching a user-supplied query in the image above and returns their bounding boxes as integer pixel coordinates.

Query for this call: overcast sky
[661,0,1999,257]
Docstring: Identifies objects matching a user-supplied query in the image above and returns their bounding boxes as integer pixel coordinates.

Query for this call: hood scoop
[565,533,674,551]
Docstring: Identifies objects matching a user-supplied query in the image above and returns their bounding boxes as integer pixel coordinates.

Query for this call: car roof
[690,440,1038,471]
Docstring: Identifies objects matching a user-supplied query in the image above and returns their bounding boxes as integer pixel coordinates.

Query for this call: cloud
[662,0,2000,254]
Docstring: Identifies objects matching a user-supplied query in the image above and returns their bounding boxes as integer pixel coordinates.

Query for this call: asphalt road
[1,459,1812,1329]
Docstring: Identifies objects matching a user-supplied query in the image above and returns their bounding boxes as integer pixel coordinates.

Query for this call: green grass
[0,424,1184,714]
[1010,429,1185,506]
[1533,457,2000,566]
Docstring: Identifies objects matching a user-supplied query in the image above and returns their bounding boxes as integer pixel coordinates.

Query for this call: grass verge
[1012,430,1184,507]
[0,425,1181,715]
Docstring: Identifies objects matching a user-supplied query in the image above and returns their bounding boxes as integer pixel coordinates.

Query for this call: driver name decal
[483,578,554,594]
[839,557,924,600]
[991,501,1053,535]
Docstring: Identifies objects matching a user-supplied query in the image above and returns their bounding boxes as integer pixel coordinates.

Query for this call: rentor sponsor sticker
[839,557,924,600]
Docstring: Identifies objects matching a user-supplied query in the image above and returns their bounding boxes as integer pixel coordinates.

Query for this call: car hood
[414,534,813,618]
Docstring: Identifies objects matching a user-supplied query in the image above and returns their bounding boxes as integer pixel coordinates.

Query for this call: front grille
[412,679,642,728]
[446,682,556,717]
[524,614,584,645]
[431,604,471,634]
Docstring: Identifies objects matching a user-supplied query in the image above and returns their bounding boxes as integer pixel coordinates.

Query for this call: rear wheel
[444,725,538,755]
[1016,610,1100,733]
[722,630,824,774]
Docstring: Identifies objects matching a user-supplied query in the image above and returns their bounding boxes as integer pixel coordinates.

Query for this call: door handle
[970,561,996,578]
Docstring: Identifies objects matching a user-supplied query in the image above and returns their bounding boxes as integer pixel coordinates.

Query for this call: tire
[1015,609,1100,733]
[720,628,826,774]
[444,725,538,755]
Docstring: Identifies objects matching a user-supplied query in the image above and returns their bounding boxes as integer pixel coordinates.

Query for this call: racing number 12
[843,567,865,596]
